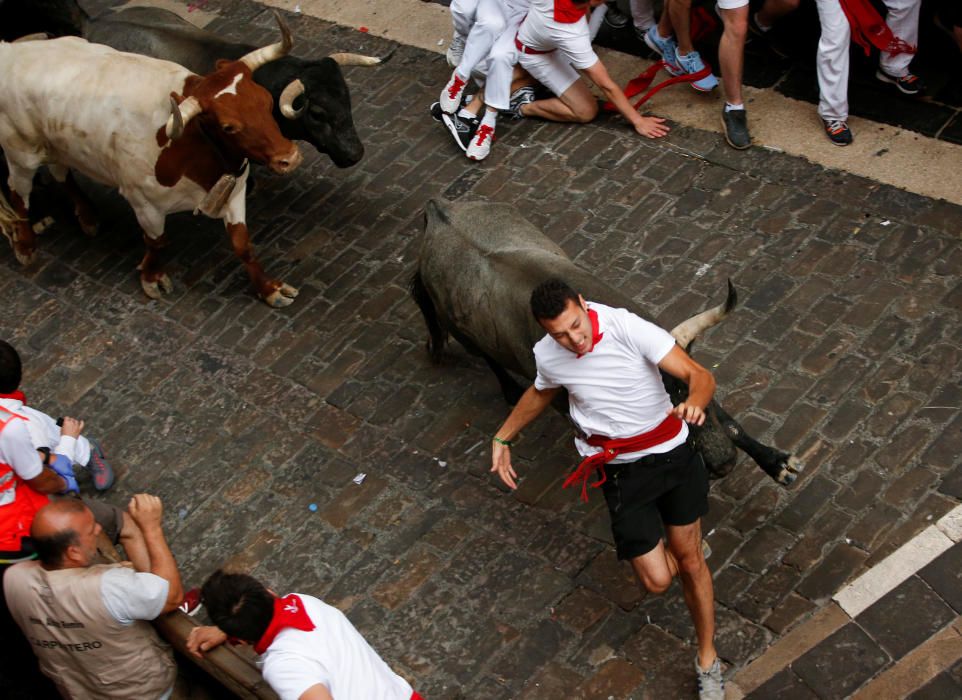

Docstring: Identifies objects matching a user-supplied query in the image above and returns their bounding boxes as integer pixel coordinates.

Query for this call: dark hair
[201,570,275,643]
[0,340,22,394]
[32,529,80,568]
[530,279,580,321]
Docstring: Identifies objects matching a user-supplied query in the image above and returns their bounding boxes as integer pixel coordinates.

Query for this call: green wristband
[492,436,513,447]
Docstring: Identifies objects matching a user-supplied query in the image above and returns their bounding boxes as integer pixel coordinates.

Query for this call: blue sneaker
[643,26,683,76]
[674,49,718,92]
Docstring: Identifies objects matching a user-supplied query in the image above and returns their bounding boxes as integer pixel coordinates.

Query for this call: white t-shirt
[0,411,43,481]
[261,594,413,700]
[534,302,689,463]
[516,0,599,69]
[100,566,169,625]
[0,397,91,467]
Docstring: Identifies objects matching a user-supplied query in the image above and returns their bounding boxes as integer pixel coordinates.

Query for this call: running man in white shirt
[511,0,669,137]
[188,570,423,700]
[490,279,724,700]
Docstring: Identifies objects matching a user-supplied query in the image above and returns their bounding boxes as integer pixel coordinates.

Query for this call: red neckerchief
[0,391,26,404]
[254,594,316,654]
[576,308,604,358]
[839,0,916,56]
[553,0,588,24]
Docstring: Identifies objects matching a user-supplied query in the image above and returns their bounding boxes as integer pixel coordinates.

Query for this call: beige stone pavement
[245,0,962,207]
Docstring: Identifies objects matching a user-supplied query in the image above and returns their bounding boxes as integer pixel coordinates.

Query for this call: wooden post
[96,533,279,700]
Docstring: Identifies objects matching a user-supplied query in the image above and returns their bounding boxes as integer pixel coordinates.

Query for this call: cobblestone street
[2,0,961,697]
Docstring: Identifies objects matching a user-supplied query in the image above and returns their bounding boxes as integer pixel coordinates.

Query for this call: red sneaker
[178,588,203,616]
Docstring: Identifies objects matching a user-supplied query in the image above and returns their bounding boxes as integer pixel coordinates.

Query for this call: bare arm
[658,345,716,426]
[299,685,334,700]
[25,467,67,494]
[582,60,669,138]
[127,494,184,614]
[490,385,560,489]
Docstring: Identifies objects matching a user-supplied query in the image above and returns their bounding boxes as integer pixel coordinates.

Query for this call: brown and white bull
[0,18,303,307]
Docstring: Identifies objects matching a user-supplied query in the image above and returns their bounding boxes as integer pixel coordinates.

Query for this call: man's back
[3,561,175,699]
[262,594,413,700]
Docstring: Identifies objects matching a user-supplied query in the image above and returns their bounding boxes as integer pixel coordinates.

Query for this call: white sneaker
[466,123,495,161]
[695,657,725,700]
[440,71,468,114]
[446,33,465,68]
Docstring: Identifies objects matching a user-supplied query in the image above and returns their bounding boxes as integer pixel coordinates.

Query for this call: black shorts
[600,440,709,561]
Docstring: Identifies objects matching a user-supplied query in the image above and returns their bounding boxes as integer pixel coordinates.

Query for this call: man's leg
[814,0,853,143]
[878,0,922,91]
[718,5,748,107]
[667,0,694,53]
[520,79,598,123]
[755,0,800,30]
[629,539,679,595]
[666,519,717,669]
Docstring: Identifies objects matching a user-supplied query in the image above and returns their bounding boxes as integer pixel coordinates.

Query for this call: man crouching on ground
[490,278,723,700]
[187,570,425,700]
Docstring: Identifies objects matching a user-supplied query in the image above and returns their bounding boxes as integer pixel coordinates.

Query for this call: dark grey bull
[411,200,802,485]
[3,1,376,167]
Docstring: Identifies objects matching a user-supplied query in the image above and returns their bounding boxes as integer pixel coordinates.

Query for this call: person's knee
[573,99,598,123]
[476,14,506,36]
[676,549,707,578]
[640,570,673,595]
[723,9,749,41]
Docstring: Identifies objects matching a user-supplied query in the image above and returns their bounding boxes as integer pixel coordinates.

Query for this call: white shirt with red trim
[516,0,599,69]
[533,301,689,463]
[0,412,43,481]
[260,594,413,700]
[0,397,91,467]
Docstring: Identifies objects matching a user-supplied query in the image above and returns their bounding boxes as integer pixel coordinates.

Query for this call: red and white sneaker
[466,124,495,161]
[178,588,203,616]
[440,71,467,113]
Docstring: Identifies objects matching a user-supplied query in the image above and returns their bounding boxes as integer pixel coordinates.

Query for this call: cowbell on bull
[0,20,304,307]
[411,199,802,485]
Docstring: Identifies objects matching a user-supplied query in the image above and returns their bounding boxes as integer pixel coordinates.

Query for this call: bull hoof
[264,283,298,308]
[78,219,99,237]
[141,273,173,300]
[33,217,55,235]
[1,227,34,266]
[13,245,35,266]
[775,455,803,486]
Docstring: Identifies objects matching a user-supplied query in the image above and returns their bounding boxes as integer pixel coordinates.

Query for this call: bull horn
[165,96,203,140]
[669,279,737,350]
[239,9,293,72]
[279,79,306,119]
[327,53,381,67]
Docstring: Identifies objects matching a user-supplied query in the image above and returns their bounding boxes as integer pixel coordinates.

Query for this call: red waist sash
[563,414,684,502]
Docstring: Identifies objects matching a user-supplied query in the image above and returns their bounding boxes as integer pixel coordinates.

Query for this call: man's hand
[128,494,164,531]
[186,626,228,659]
[634,116,670,139]
[60,417,84,439]
[670,402,706,426]
[491,441,519,490]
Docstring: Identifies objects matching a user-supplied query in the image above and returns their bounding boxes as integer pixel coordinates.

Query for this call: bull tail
[410,269,448,363]
[670,279,737,350]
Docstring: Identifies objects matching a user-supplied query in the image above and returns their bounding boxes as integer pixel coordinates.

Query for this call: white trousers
[630,0,656,31]
[476,8,526,110]
[451,0,507,78]
[815,0,920,121]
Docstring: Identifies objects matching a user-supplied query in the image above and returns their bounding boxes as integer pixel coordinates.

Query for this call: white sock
[458,107,475,121]
[725,102,744,112]
[481,111,497,128]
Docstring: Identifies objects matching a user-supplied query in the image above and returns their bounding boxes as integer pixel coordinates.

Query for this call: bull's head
[165,11,302,175]
[273,53,380,168]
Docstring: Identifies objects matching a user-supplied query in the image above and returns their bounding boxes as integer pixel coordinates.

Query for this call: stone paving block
[790,623,890,699]
[518,662,587,700]
[574,658,646,699]
[748,668,819,699]
[797,542,868,602]
[856,575,957,660]
[763,592,817,636]
[774,475,838,531]
[579,550,645,612]
[733,525,797,574]
[490,618,567,693]
[623,624,696,698]
[919,542,962,613]
[553,587,613,633]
